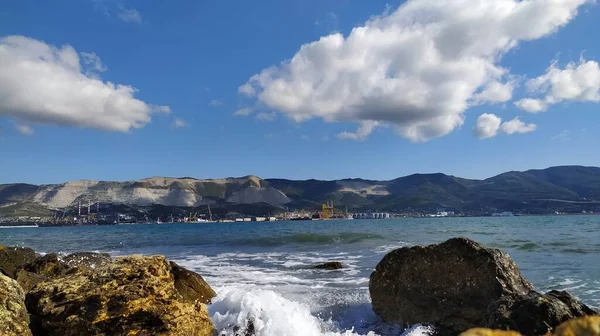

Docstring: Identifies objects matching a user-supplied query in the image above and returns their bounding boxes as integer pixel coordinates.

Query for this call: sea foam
[208,287,434,336]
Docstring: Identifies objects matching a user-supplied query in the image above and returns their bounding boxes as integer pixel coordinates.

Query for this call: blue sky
[0,0,599,184]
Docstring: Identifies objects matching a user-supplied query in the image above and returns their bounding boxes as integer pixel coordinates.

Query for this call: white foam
[208,287,433,336]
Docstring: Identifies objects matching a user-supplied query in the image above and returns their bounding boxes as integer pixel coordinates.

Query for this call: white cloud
[300,135,310,140]
[117,6,142,24]
[0,36,170,132]
[475,113,537,139]
[514,98,547,112]
[516,59,600,112]
[234,107,254,116]
[337,121,378,141]
[241,0,589,142]
[80,52,107,74]
[474,113,502,139]
[171,118,187,128]
[255,112,277,121]
[16,124,34,135]
[210,99,223,106]
[500,117,537,134]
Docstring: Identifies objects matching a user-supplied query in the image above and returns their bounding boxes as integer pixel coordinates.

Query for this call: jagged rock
[0,244,37,278]
[62,252,112,270]
[460,328,522,336]
[170,261,216,304]
[314,261,344,270]
[487,290,598,335]
[26,255,213,336]
[0,273,32,336]
[23,253,70,278]
[553,315,600,336]
[369,237,534,334]
[14,269,48,292]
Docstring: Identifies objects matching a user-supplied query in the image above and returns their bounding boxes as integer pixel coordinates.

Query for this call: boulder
[26,255,213,336]
[23,253,70,278]
[487,290,598,335]
[314,261,344,270]
[369,237,534,334]
[14,269,48,292]
[0,244,37,278]
[0,273,32,336]
[553,315,600,336]
[170,261,216,304]
[460,328,522,336]
[62,252,112,270]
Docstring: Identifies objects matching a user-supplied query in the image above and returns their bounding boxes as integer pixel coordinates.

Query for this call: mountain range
[2,166,600,217]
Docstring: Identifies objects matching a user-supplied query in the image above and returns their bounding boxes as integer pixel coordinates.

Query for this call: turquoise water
[1,216,598,335]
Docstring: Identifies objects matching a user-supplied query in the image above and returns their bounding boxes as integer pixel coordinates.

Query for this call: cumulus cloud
[255,112,277,121]
[210,99,223,106]
[474,113,502,139]
[475,113,536,139]
[240,0,589,141]
[16,124,34,135]
[500,117,537,134]
[516,59,600,112]
[234,107,254,116]
[117,6,142,24]
[0,36,170,132]
[337,121,379,141]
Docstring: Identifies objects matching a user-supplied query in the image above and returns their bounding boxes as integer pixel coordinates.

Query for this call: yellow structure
[321,201,335,219]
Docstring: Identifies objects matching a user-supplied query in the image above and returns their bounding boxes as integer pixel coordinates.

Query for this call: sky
[1,0,599,184]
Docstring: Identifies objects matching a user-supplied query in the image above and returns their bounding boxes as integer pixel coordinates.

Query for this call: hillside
[1,166,600,216]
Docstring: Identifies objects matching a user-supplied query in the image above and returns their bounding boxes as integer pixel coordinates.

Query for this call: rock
[0,244,37,278]
[314,261,344,270]
[23,253,70,278]
[553,315,600,336]
[0,273,32,336]
[460,328,522,336]
[62,252,112,270]
[487,290,598,335]
[369,237,534,334]
[26,255,214,336]
[14,269,48,292]
[170,261,216,304]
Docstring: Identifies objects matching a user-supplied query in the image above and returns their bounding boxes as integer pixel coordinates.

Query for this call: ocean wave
[227,233,386,247]
[208,287,434,336]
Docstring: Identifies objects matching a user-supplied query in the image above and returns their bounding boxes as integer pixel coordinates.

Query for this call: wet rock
[0,244,37,278]
[170,261,216,304]
[0,273,32,336]
[314,261,344,270]
[460,328,522,336]
[23,253,70,278]
[369,237,534,334]
[62,252,112,270]
[26,255,213,336]
[14,269,48,292]
[487,290,598,335]
[553,315,600,336]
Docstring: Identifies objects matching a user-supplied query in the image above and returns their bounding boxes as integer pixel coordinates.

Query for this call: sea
[1,216,599,336]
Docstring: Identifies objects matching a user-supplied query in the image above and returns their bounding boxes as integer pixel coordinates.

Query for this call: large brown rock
[23,253,70,278]
[554,315,600,336]
[26,255,214,336]
[14,269,49,292]
[487,290,598,335]
[369,237,534,334]
[0,244,37,278]
[0,273,32,336]
[170,261,216,305]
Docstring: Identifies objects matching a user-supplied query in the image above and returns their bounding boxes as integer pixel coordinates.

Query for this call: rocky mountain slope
[1,166,600,214]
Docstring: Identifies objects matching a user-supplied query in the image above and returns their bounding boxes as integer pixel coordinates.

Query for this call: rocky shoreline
[1,238,598,335]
